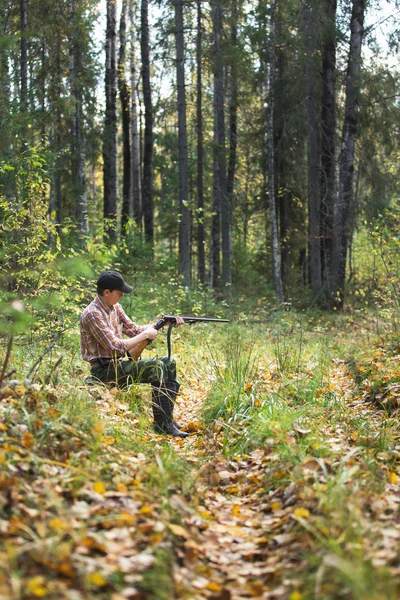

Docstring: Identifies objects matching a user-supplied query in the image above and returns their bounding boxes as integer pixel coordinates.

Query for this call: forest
[1,0,400,598]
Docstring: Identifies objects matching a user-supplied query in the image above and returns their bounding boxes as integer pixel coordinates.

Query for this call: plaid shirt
[80,295,145,363]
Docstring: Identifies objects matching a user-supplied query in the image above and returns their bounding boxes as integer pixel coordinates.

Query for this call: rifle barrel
[162,315,229,323]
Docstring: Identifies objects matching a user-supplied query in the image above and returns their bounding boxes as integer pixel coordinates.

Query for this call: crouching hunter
[80,270,188,438]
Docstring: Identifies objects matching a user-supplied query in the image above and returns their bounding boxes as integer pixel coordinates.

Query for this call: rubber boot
[151,385,188,438]
[166,381,183,429]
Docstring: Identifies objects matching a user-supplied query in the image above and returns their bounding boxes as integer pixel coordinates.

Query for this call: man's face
[102,289,124,306]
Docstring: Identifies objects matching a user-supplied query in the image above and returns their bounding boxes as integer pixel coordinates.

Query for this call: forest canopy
[0,0,399,310]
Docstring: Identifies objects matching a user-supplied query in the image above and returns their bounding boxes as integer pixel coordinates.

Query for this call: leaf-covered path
[170,359,400,599]
[1,339,400,599]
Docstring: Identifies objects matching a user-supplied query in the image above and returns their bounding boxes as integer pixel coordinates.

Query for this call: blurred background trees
[0,0,399,309]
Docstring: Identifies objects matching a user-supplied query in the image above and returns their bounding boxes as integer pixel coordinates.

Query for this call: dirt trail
[168,362,400,599]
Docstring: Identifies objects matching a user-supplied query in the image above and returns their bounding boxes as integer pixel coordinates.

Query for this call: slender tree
[141,0,154,244]
[174,0,191,287]
[20,0,28,153]
[70,0,89,239]
[320,0,337,294]
[119,0,132,230]
[196,0,205,284]
[226,0,238,285]
[330,0,366,307]
[103,0,118,244]
[211,1,228,290]
[0,2,12,184]
[303,0,321,299]
[129,0,142,230]
[266,0,283,302]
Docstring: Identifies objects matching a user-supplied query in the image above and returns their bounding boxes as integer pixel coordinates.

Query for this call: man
[80,270,188,438]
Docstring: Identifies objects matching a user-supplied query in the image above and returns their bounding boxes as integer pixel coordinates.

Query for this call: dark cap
[97,271,133,293]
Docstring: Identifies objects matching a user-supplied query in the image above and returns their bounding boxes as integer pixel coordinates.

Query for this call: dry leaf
[21,432,34,449]
[169,523,189,538]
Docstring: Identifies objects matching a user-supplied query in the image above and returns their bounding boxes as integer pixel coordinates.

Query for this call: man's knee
[159,357,177,382]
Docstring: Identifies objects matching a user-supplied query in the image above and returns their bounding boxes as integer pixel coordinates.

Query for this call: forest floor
[1,311,400,599]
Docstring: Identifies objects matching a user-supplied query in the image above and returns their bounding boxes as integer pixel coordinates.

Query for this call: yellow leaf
[138,505,152,515]
[206,582,222,592]
[389,472,399,484]
[271,501,282,512]
[168,523,189,538]
[26,576,48,597]
[198,510,212,520]
[49,518,69,533]
[0,452,6,464]
[119,511,136,525]
[117,482,128,493]
[231,504,243,517]
[290,593,304,600]
[227,486,239,494]
[86,571,107,587]
[102,435,115,445]
[256,537,269,547]
[92,424,104,437]
[46,407,60,417]
[21,432,34,449]
[0,423,7,431]
[93,482,106,494]
[294,508,310,518]
[14,384,26,397]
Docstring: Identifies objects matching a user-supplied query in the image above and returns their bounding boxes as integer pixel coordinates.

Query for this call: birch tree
[118,0,132,230]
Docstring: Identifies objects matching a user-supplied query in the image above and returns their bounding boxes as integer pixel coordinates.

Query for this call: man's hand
[144,326,158,340]
[174,316,184,328]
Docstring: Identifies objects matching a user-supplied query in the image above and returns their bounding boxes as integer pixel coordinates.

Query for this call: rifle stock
[128,317,166,361]
[128,315,229,360]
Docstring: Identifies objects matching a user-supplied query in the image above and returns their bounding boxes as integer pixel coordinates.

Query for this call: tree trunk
[174,0,191,287]
[320,0,337,294]
[20,0,28,153]
[141,0,154,244]
[266,0,283,303]
[211,2,227,291]
[330,0,365,307]
[275,39,290,288]
[226,0,238,283]
[1,2,12,186]
[196,0,205,284]
[119,0,132,231]
[303,0,321,299]
[103,0,118,244]
[70,0,89,240]
[129,0,142,230]
[55,34,62,226]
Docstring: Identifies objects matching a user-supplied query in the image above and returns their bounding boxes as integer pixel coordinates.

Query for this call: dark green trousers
[91,356,177,389]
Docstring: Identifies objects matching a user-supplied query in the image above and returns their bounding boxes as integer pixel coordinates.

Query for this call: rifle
[129,315,229,361]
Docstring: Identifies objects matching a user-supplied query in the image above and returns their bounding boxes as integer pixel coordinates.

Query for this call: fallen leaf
[93,482,106,494]
[168,523,189,538]
[293,508,310,518]
[21,432,34,449]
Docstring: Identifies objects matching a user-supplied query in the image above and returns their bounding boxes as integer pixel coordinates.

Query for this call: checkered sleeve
[117,305,146,338]
[82,309,128,356]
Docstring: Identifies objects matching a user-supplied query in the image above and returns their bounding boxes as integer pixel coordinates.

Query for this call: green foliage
[0,149,57,292]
